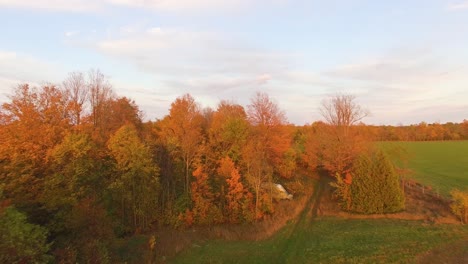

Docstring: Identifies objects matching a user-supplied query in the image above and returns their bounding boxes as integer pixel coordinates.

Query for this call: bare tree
[247,92,287,127]
[87,69,114,128]
[317,94,370,176]
[246,92,290,207]
[62,72,88,125]
[320,94,369,137]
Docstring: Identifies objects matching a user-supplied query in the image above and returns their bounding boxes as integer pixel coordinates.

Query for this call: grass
[168,141,468,263]
[170,177,467,263]
[171,217,467,264]
[380,141,468,197]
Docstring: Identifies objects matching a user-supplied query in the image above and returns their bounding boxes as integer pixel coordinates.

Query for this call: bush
[450,189,468,224]
[0,206,51,263]
[332,149,405,214]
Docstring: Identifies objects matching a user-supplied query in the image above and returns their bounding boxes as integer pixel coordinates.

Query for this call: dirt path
[155,177,315,260]
[267,175,328,262]
[267,174,465,263]
[167,175,466,263]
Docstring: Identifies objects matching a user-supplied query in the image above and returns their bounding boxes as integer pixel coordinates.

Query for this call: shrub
[332,149,405,214]
[0,206,51,263]
[450,189,468,224]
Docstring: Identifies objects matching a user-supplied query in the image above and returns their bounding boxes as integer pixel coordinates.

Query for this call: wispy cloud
[57,24,299,121]
[324,48,468,124]
[447,1,468,10]
[324,47,468,94]
[0,51,60,82]
[0,0,273,13]
[0,0,101,12]
[0,51,63,100]
[106,0,249,12]
[87,26,292,93]
[65,31,79,37]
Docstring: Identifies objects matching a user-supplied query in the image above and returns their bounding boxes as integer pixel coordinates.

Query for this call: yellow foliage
[450,189,468,224]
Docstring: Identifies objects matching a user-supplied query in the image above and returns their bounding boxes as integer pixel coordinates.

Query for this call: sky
[0,0,467,125]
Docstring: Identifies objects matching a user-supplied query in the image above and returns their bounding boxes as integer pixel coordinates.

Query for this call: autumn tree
[244,92,292,217]
[99,96,143,141]
[107,124,160,231]
[203,101,251,214]
[316,94,369,176]
[45,132,102,201]
[247,92,293,179]
[44,132,114,262]
[160,94,204,195]
[302,121,325,171]
[189,165,221,225]
[462,119,468,139]
[42,132,97,234]
[208,101,250,163]
[144,120,179,223]
[367,121,468,141]
[218,157,253,223]
[242,139,273,220]
[0,84,70,207]
[450,189,468,224]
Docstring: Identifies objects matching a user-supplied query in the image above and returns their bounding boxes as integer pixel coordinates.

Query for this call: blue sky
[1,0,467,125]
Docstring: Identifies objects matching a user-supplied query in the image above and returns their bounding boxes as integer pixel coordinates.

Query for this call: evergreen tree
[333,149,405,214]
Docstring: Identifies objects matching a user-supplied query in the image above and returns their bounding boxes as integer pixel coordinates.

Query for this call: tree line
[0,70,299,262]
[365,121,468,141]
[0,70,465,262]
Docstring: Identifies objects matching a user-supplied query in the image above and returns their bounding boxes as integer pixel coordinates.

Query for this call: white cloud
[0,76,21,101]
[106,0,249,12]
[66,25,300,121]
[0,0,101,12]
[65,31,79,37]
[256,73,272,84]
[324,50,468,125]
[89,27,291,91]
[0,0,270,13]
[147,27,163,35]
[447,1,468,10]
[326,57,439,84]
[0,51,62,101]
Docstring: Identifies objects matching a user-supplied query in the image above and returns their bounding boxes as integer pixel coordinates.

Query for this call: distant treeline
[367,122,468,141]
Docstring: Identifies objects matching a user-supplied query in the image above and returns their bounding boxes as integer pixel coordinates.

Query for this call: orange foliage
[217,156,236,178]
[218,156,253,223]
[344,172,352,185]
[190,165,220,225]
[160,94,204,194]
[247,92,292,178]
[0,84,70,204]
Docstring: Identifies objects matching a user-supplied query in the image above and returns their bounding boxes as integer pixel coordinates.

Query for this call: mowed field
[171,217,466,264]
[380,141,468,197]
[168,141,468,263]
[170,178,468,264]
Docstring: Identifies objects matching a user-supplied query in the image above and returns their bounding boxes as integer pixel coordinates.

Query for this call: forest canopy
[0,70,467,262]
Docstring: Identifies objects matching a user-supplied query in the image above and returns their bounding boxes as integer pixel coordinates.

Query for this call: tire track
[269,176,328,263]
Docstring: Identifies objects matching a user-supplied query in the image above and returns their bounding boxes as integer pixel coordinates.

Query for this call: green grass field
[168,142,468,263]
[380,141,468,197]
[171,217,467,264]
[170,178,468,263]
